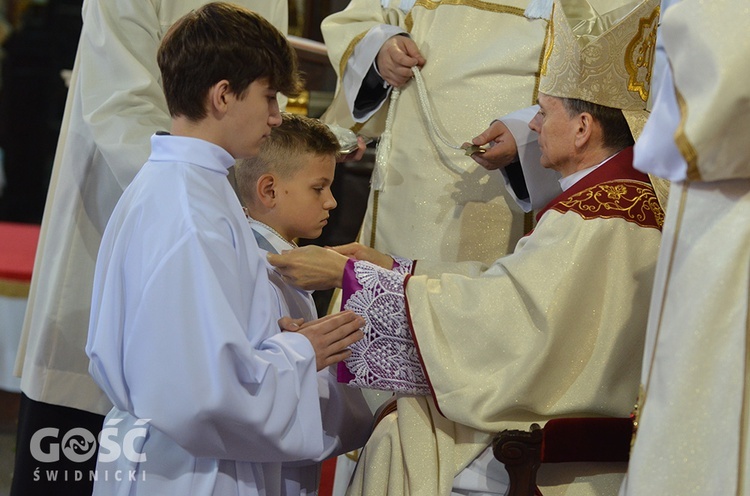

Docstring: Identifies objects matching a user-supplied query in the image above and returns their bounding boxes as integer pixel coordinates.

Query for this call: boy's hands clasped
[283,312,365,371]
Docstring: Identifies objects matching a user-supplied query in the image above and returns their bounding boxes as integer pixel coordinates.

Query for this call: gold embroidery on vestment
[532,13,552,104]
[339,31,369,82]
[540,4,554,77]
[625,6,659,102]
[674,89,701,181]
[554,180,664,228]
[406,0,526,32]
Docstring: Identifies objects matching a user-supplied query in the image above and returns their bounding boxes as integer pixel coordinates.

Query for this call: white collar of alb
[247,218,298,252]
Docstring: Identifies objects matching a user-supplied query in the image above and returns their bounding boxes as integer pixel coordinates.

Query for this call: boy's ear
[208,79,232,115]
[256,173,277,208]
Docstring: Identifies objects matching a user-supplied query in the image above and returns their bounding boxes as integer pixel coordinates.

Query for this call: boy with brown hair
[85,4,366,495]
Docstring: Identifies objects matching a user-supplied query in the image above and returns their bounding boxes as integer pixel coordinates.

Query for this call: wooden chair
[492,417,634,496]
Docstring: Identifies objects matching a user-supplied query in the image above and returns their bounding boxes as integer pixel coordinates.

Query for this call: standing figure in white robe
[86,6,365,495]
[321,0,551,268]
[235,112,374,495]
[269,2,664,494]
[620,0,750,494]
[11,1,288,494]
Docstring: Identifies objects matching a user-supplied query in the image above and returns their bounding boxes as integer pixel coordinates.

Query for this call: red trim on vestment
[535,147,664,230]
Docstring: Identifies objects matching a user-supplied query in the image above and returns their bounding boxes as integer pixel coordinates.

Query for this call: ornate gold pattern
[405,0,526,32]
[602,184,628,200]
[553,179,664,229]
[625,6,659,102]
[539,0,660,111]
[674,89,701,181]
[540,3,555,77]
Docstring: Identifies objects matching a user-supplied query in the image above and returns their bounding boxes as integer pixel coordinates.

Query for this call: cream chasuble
[322,5,549,488]
[343,148,663,495]
[621,1,750,494]
[323,0,548,265]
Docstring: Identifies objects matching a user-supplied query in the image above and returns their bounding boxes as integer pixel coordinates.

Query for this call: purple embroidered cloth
[337,256,430,395]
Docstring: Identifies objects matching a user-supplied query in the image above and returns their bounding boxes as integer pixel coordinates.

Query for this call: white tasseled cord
[410,66,472,175]
[372,87,400,192]
[411,66,463,152]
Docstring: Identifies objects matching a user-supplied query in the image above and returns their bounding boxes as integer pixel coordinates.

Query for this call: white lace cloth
[341,257,430,395]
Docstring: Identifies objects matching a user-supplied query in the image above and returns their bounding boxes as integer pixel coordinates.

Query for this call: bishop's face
[529,93,578,175]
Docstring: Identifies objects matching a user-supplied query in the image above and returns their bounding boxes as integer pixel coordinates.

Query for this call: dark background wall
[0,0,83,223]
[0,0,362,225]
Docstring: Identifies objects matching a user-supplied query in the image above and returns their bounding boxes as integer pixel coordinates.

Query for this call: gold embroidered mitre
[539,0,660,112]
[541,0,670,209]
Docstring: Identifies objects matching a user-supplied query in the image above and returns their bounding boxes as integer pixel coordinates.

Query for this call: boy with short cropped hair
[85,4,366,495]
[235,111,372,495]
[237,112,340,250]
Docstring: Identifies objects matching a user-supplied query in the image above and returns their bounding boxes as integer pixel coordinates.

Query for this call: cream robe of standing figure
[322,0,550,267]
[620,0,750,494]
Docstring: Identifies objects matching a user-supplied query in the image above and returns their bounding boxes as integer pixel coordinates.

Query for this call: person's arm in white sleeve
[283,366,372,470]
[88,228,364,462]
[78,0,172,189]
[500,106,562,211]
[322,0,419,123]
[345,26,407,121]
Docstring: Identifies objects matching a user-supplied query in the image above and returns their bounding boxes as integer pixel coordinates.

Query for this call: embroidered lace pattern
[342,260,429,395]
[391,255,413,275]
